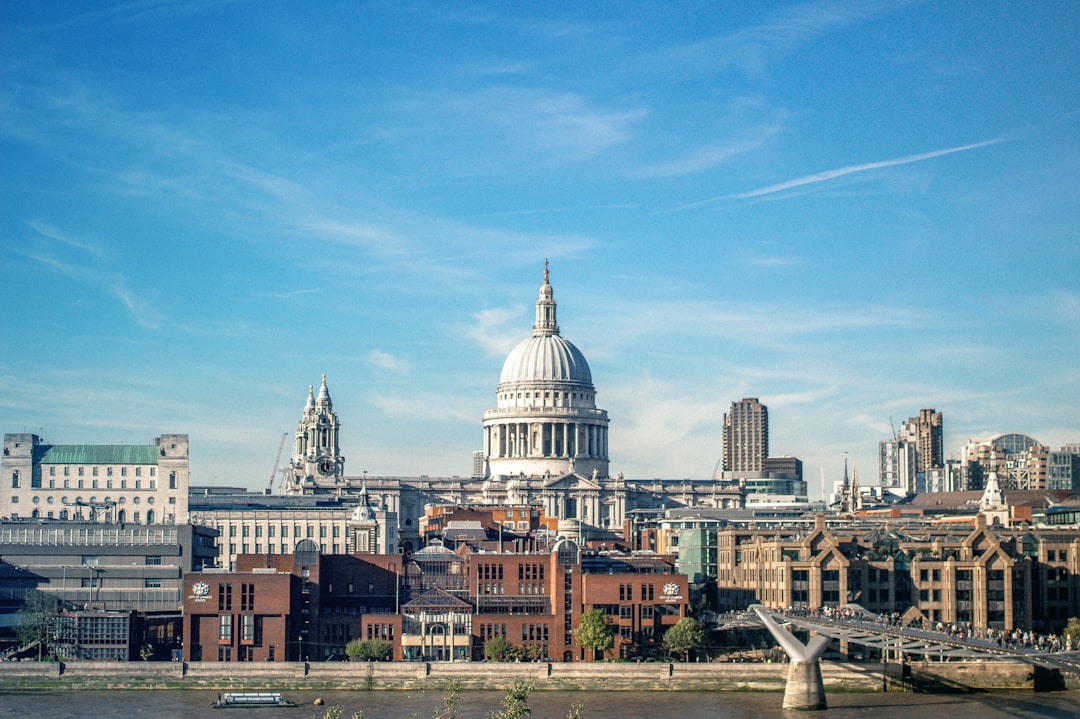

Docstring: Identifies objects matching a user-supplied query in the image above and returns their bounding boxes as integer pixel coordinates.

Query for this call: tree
[345,638,393,661]
[15,590,60,661]
[573,608,614,660]
[487,679,532,719]
[483,635,515,662]
[662,617,705,661]
[433,679,463,719]
[1064,617,1080,649]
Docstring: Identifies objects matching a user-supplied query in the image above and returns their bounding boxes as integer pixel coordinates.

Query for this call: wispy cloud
[368,349,410,374]
[21,223,161,329]
[25,221,107,259]
[654,0,889,79]
[636,129,779,178]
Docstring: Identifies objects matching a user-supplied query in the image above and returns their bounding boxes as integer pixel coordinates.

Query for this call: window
[93,467,99,477]
[10,471,17,488]
[145,556,162,565]
[169,472,176,489]
[50,467,56,477]
[219,614,233,642]
[135,467,141,477]
[144,578,161,588]
[219,583,232,611]
[121,468,127,477]
[241,614,255,643]
[82,556,99,566]
[241,583,255,611]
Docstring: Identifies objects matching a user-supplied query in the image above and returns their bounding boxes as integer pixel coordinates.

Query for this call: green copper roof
[37,444,160,465]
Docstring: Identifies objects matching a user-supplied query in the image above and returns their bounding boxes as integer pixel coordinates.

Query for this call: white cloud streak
[731,139,1004,200]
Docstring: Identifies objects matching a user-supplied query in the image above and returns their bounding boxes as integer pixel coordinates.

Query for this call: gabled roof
[401,587,472,612]
[543,473,602,491]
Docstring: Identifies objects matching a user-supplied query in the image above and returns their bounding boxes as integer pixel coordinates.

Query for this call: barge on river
[211,692,298,708]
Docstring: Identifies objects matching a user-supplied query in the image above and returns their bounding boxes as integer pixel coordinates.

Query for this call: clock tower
[287,374,344,493]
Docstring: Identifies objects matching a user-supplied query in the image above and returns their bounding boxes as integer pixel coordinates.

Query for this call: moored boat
[210,692,298,708]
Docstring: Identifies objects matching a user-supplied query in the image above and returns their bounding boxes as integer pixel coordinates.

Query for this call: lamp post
[298,635,304,663]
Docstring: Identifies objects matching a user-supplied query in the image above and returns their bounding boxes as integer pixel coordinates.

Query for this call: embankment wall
[1,659,1072,693]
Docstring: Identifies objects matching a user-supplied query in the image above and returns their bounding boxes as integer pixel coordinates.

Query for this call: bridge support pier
[783,659,828,710]
[1031,666,1066,692]
[751,605,830,711]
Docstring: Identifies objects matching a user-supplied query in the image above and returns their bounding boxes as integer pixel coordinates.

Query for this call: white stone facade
[482,264,609,481]
[2,432,189,524]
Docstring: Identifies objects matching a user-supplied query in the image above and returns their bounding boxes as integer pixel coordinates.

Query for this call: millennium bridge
[737,604,1080,710]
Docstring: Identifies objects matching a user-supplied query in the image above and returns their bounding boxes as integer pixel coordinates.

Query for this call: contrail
[731,138,1004,200]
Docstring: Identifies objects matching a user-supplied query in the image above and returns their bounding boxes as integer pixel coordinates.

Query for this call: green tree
[345,638,392,661]
[483,635,514,662]
[662,617,705,661]
[573,608,614,660]
[1064,617,1080,647]
[15,590,60,661]
[140,642,154,661]
[486,679,532,719]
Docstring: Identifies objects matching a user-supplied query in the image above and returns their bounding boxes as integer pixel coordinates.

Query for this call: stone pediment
[543,472,602,491]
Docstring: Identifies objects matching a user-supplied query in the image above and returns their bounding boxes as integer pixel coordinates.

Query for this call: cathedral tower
[287,374,344,493]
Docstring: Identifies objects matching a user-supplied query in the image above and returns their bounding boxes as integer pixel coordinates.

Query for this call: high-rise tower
[722,398,768,473]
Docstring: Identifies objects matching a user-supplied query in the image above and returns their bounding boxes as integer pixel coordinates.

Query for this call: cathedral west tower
[482,263,609,481]
[287,374,344,493]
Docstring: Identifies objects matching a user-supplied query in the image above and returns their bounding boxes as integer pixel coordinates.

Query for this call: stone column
[750,605,829,711]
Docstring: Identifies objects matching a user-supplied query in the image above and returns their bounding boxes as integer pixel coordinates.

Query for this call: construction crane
[267,432,288,495]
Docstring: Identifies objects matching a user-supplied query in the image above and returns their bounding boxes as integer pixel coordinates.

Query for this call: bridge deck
[741,606,1080,677]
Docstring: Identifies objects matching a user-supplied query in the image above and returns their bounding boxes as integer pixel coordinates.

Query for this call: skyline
[2,2,1078,495]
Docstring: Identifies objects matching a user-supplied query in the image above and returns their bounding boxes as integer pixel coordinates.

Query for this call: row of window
[618,583,656,601]
[218,613,259,643]
[48,465,155,477]
[12,507,167,523]
[11,471,178,489]
[222,524,343,539]
[226,543,342,556]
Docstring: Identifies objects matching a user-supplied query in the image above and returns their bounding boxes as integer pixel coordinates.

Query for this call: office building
[722,398,768,473]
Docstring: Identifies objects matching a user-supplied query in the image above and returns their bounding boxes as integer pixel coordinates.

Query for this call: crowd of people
[776,605,1075,653]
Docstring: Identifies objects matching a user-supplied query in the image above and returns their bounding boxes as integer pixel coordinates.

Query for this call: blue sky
[2,1,1077,495]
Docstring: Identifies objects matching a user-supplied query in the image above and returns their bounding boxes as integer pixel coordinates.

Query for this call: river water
[0,689,1076,719]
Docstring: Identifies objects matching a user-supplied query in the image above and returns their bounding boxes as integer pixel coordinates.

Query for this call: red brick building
[182,540,402,662]
[183,537,690,663]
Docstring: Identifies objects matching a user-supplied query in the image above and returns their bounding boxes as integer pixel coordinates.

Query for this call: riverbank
[0,659,1074,693]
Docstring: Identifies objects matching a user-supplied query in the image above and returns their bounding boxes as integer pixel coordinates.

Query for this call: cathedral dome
[499,333,592,385]
[497,262,592,387]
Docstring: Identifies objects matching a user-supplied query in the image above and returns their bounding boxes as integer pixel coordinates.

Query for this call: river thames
[0,689,1076,718]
